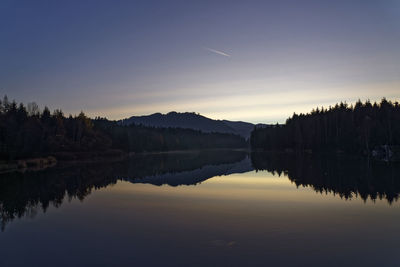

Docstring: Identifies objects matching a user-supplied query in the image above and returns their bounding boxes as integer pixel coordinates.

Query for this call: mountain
[222,120,255,139]
[120,112,255,138]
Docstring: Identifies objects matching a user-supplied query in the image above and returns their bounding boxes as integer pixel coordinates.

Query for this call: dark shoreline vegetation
[1,96,399,172]
[251,98,400,161]
[0,95,246,171]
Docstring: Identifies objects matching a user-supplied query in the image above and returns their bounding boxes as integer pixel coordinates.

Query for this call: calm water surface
[0,151,399,266]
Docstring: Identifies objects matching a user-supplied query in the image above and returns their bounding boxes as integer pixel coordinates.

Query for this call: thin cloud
[203,47,231,57]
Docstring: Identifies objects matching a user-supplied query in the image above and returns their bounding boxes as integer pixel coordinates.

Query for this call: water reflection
[251,152,400,203]
[1,150,399,231]
[0,150,248,230]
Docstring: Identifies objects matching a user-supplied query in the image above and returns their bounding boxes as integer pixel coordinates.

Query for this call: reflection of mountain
[129,157,252,186]
[0,150,248,230]
[251,152,400,203]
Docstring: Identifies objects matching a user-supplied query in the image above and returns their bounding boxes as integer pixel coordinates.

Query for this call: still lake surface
[0,150,399,266]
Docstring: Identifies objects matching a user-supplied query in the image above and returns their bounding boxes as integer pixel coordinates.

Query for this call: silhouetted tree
[0,96,247,160]
[251,99,400,157]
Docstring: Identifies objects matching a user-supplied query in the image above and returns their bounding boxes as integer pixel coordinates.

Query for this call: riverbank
[0,156,57,174]
[0,149,127,174]
[0,148,250,174]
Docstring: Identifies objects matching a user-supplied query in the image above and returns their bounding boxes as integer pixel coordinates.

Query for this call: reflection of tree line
[251,152,400,203]
[2,150,399,231]
[0,164,120,231]
[0,150,247,231]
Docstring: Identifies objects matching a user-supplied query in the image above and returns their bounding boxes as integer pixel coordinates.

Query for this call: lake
[0,150,399,267]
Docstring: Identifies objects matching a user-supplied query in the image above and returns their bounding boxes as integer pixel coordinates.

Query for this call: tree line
[93,118,247,153]
[251,98,400,155]
[0,96,246,160]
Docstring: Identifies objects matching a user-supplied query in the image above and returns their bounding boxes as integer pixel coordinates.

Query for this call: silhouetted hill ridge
[120,112,255,138]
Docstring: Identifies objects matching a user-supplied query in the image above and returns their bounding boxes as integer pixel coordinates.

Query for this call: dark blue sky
[1,0,399,122]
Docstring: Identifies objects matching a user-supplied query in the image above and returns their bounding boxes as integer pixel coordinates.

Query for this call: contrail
[203,47,231,57]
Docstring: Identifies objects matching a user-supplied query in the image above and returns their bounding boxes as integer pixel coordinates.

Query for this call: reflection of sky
[1,171,399,266]
[110,171,396,205]
[1,1,400,123]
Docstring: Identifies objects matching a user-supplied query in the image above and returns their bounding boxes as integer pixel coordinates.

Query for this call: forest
[3,96,399,162]
[251,99,400,156]
[0,96,246,161]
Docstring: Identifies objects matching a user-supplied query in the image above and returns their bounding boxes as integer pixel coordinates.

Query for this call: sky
[1,0,400,123]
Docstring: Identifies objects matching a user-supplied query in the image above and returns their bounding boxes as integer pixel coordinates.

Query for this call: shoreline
[0,156,57,174]
[0,148,250,174]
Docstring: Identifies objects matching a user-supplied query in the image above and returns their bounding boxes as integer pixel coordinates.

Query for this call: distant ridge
[120,112,255,138]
